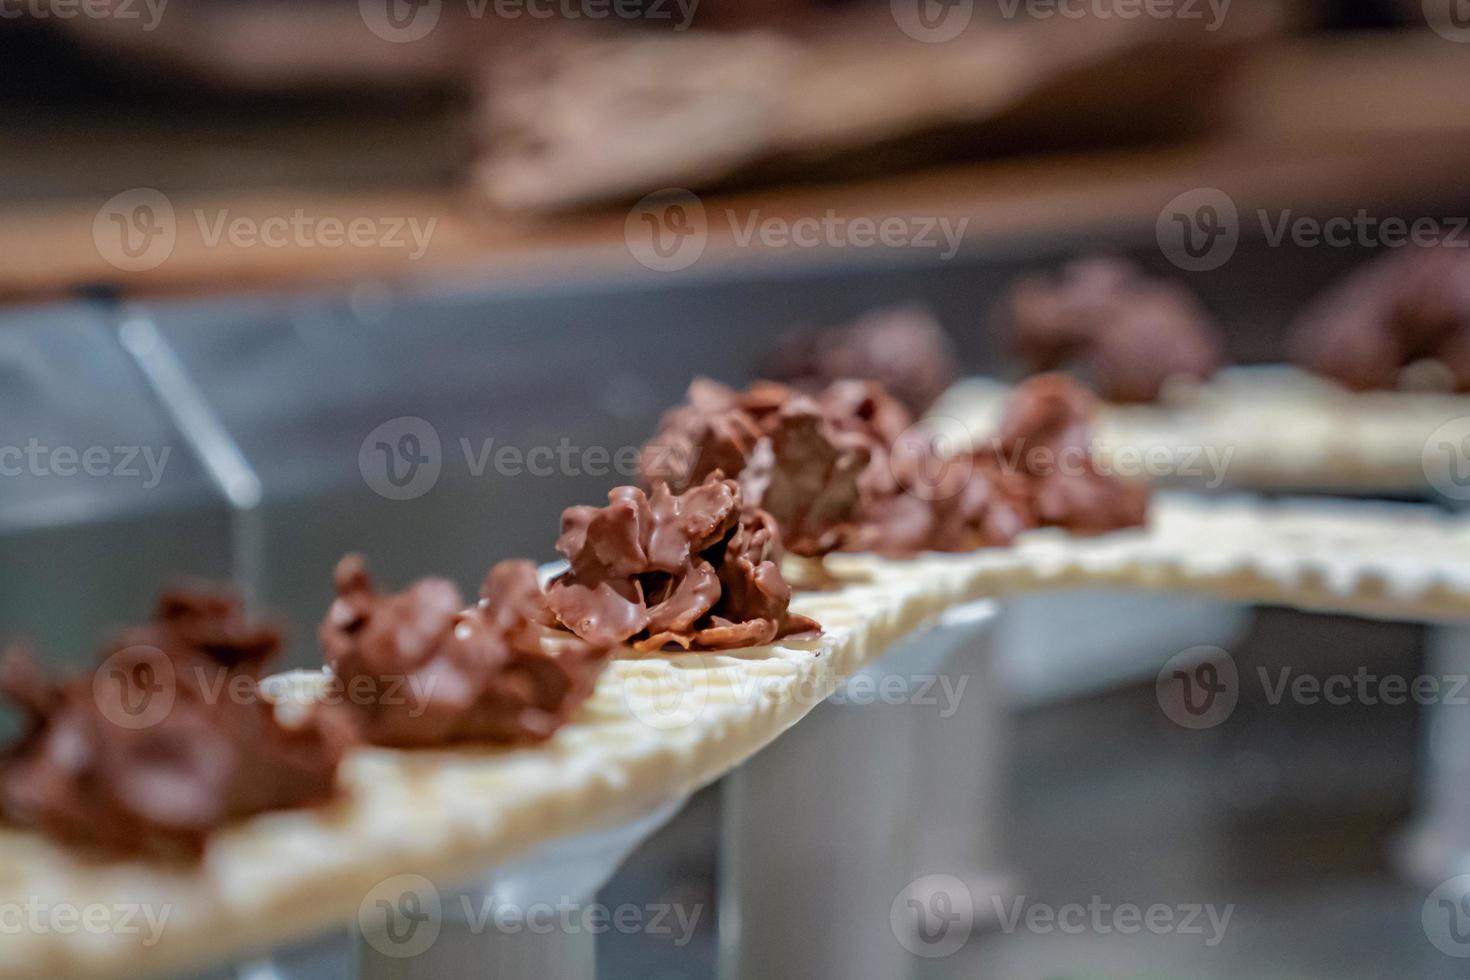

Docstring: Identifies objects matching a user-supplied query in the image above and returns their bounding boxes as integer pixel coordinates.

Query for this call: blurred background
[5,1,1470,977]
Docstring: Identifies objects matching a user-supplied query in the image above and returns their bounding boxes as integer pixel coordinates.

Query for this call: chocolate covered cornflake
[1289,241,1470,391]
[848,374,1146,556]
[760,306,958,415]
[1002,257,1224,403]
[640,380,869,557]
[320,555,611,747]
[0,641,347,861]
[547,477,819,651]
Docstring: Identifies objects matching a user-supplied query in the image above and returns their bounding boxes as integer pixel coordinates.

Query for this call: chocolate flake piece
[1289,241,1470,392]
[640,380,869,558]
[0,641,347,861]
[547,477,820,651]
[760,306,959,415]
[1002,257,1225,403]
[320,555,611,748]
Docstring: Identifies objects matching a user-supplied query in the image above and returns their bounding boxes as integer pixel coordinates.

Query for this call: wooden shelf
[5,34,1470,302]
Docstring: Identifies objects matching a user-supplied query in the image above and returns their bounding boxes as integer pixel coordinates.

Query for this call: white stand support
[719,602,1002,980]
[354,800,681,979]
[904,601,1015,931]
[1396,624,1470,887]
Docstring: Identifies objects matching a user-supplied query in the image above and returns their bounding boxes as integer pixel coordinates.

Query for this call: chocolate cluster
[0,593,347,860]
[1289,242,1470,391]
[115,588,282,679]
[547,476,820,651]
[320,555,612,747]
[643,371,1146,560]
[1001,257,1225,403]
[760,306,959,415]
[640,379,870,557]
[995,374,1150,533]
[849,374,1148,556]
